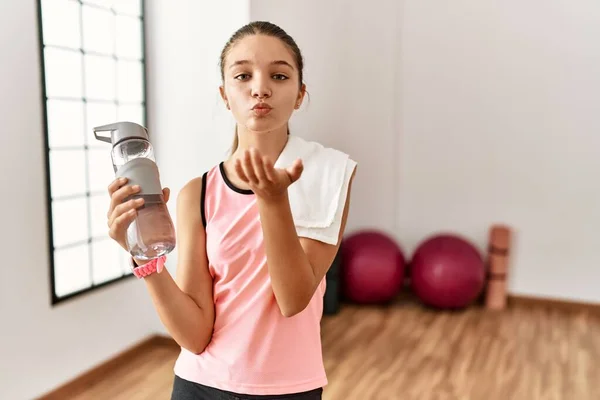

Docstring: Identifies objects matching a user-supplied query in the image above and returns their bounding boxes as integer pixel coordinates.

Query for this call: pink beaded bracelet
[132,255,167,279]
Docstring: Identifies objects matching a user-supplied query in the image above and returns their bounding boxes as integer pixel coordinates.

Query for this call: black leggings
[171,375,323,400]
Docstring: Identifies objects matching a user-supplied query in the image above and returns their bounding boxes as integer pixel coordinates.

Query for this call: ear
[219,85,229,109]
[295,83,306,109]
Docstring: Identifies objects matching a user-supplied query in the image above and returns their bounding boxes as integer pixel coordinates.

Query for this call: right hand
[107,177,171,252]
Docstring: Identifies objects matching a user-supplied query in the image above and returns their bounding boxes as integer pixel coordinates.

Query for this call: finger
[109,207,138,240]
[262,156,276,182]
[235,158,249,183]
[287,159,304,183]
[162,187,170,203]
[107,184,141,218]
[251,149,267,182]
[108,177,128,197]
[108,197,145,228]
[242,149,258,184]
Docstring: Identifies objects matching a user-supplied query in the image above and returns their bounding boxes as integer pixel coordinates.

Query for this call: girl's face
[220,34,305,134]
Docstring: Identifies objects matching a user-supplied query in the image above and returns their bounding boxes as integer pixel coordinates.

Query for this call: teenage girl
[106,21,356,400]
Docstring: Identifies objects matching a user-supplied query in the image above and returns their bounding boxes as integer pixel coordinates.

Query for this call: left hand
[235,147,303,201]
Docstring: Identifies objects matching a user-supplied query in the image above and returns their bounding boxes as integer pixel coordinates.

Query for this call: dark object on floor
[323,248,342,315]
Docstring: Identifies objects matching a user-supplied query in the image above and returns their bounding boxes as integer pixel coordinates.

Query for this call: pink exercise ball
[410,234,485,309]
[341,230,405,304]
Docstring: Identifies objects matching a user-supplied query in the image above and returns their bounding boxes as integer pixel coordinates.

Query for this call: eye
[272,74,288,81]
[234,73,250,81]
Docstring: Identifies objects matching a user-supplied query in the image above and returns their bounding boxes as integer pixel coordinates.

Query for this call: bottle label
[116,158,163,196]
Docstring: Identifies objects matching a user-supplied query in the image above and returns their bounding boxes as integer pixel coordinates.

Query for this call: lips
[252,103,272,110]
[252,102,272,116]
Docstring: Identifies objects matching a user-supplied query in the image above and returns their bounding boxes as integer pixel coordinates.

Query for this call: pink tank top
[173,163,328,396]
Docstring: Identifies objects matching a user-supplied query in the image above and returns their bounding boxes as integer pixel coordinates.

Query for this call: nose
[251,74,271,99]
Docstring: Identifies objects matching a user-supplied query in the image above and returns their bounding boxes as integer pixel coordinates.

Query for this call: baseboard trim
[37,334,178,400]
[508,294,600,315]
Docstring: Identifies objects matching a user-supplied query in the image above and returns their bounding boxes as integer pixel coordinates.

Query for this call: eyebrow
[229,60,295,70]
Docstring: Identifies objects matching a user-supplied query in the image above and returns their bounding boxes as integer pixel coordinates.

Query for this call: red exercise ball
[341,230,405,304]
[410,234,485,309]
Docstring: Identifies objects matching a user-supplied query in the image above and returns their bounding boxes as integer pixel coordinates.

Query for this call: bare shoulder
[177,176,203,210]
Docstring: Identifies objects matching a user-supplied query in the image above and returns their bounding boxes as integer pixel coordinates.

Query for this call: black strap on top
[200,171,207,229]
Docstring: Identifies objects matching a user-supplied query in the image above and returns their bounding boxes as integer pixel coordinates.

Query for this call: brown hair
[219,21,305,154]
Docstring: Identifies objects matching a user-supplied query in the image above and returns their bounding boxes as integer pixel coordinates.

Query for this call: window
[37,0,147,304]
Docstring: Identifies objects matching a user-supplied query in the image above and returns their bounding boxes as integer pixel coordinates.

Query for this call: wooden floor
[321,298,600,400]
[45,298,600,400]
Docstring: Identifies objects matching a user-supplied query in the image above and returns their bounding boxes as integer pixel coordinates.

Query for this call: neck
[232,124,289,163]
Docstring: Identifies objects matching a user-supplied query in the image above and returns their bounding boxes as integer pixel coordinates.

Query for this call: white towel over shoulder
[273,135,357,245]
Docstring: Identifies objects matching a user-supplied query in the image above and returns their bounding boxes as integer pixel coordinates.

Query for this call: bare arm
[116,178,214,353]
[142,177,215,353]
[257,168,356,317]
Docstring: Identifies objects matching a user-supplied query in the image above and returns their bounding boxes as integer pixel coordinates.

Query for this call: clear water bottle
[94,121,176,261]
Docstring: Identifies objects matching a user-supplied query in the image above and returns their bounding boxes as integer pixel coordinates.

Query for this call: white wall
[398,1,600,303]
[146,0,249,189]
[251,1,600,304]
[0,2,162,399]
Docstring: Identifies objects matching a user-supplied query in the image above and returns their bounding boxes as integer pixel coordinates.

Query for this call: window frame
[36,0,149,305]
